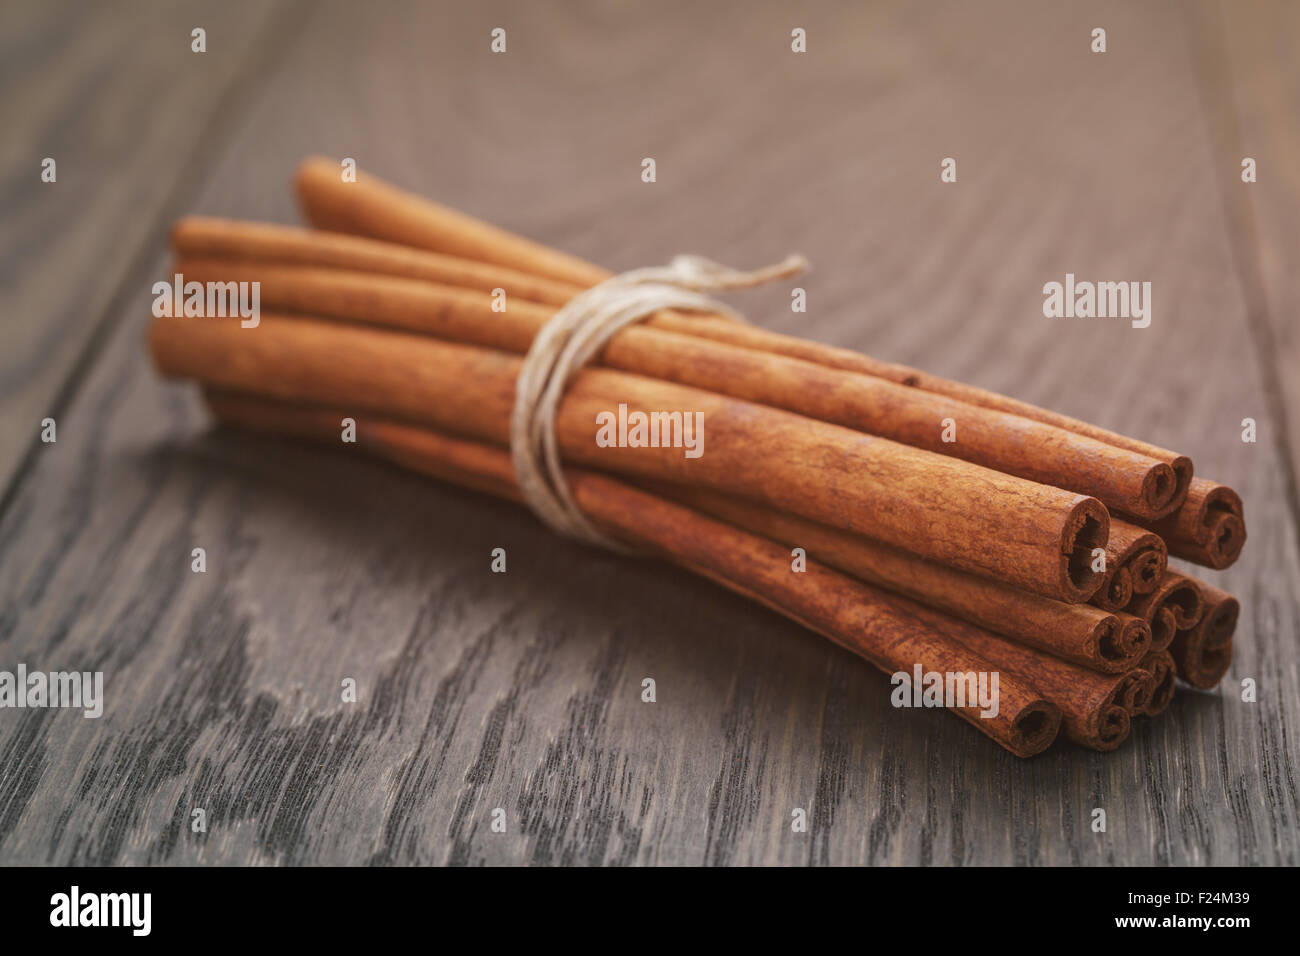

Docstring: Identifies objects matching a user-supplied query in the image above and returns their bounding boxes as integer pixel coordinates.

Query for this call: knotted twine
[510,253,807,553]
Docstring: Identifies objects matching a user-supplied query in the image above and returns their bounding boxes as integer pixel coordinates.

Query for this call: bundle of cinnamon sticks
[148,157,1247,757]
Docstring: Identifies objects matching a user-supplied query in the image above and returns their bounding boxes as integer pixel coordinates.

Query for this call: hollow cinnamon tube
[293,156,1192,518]
[637,482,1149,673]
[172,216,581,307]
[1150,607,1178,655]
[296,157,610,287]
[1148,478,1246,569]
[1089,519,1167,611]
[148,311,1110,601]
[1136,650,1176,716]
[1111,520,1168,596]
[1129,570,1204,651]
[173,256,1178,522]
[202,390,1062,757]
[931,612,1141,751]
[1092,565,1134,614]
[1170,580,1238,689]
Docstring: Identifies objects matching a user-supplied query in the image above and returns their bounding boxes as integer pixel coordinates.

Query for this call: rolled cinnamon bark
[1129,570,1204,649]
[1090,519,1167,611]
[1110,520,1168,596]
[1117,667,1153,716]
[148,311,1110,601]
[172,256,1177,522]
[296,157,609,287]
[202,390,1062,757]
[1150,607,1178,655]
[1148,478,1246,569]
[290,158,1191,519]
[934,617,1141,751]
[1170,580,1238,689]
[1092,565,1134,614]
[1137,650,1176,716]
[172,216,580,307]
[638,482,1148,673]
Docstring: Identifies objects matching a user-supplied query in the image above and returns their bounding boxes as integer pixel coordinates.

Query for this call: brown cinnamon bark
[1092,565,1134,614]
[639,482,1149,673]
[296,157,609,287]
[202,390,1062,757]
[293,157,1193,519]
[1129,570,1204,650]
[1137,650,1176,716]
[1170,580,1238,689]
[172,216,580,306]
[172,256,1177,522]
[148,311,1110,601]
[1089,519,1167,611]
[1110,520,1168,596]
[1150,607,1178,655]
[935,617,1141,750]
[1148,478,1246,569]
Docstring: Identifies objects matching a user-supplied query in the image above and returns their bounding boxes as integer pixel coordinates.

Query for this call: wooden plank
[1,0,1297,865]
[0,0,296,498]
[1189,0,1300,521]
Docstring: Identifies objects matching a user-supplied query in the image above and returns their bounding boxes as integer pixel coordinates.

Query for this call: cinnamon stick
[171,254,1179,522]
[638,482,1150,673]
[1169,580,1238,689]
[1093,565,1134,614]
[1148,478,1246,569]
[1136,650,1177,716]
[1090,518,1167,611]
[296,157,609,287]
[292,156,1193,519]
[1150,607,1179,655]
[201,390,1141,753]
[148,310,1110,601]
[172,216,580,307]
[928,610,1142,751]
[202,390,1062,757]
[1128,570,1205,650]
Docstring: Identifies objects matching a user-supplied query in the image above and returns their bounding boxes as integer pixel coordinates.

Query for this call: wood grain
[0,0,1297,865]
[0,0,301,500]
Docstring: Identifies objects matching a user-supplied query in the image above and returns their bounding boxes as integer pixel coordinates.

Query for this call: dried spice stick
[924,608,1144,751]
[148,311,1110,601]
[296,157,610,287]
[1110,519,1168,596]
[291,158,1192,519]
[638,482,1150,673]
[1129,570,1205,652]
[172,255,1179,522]
[172,216,580,307]
[1170,580,1239,689]
[202,390,1063,757]
[1093,565,1134,614]
[1148,478,1246,570]
[1150,607,1179,655]
[1090,518,1167,611]
[1137,650,1177,716]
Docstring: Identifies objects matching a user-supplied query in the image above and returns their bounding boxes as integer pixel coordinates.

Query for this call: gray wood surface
[1,0,1297,866]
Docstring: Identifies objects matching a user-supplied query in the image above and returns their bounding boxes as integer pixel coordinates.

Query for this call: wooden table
[1,0,1297,866]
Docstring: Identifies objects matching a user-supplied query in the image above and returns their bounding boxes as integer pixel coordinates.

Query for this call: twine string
[509,253,807,551]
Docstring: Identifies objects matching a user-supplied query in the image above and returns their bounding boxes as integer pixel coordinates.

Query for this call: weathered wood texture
[0,0,1297,865]
[0,0,297,497]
